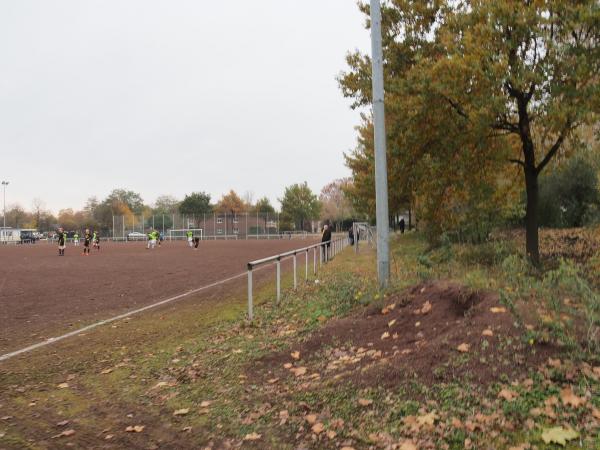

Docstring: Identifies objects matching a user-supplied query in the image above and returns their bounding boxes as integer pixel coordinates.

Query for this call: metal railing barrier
[246,236,349,321]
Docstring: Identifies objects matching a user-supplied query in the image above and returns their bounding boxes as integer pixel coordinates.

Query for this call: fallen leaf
[283,363,293,369]
[498,388,519,401]
[368,432,380,442]
[381,304,396,314]
[541,426,579,446]
[311,422,325,434]
[291,351,300,360]
[290,367,307,377]
[100,368,113,374]
[267,378,279,384]
[451,417,463,429]
[243,432,262,441]
[421,301,432,314]
[305,414,318,425]
[399,440,418,450]
[482,329,494,336]
[560,386,586,408]
[548,358,562,368]
[416,412,437,427]
[151,381,168,389]
[173,408,189,416]
[199,400,212,408]
[388,319,396,328]
[57,383,69,389]
[279,410,289,425]
[60,429,75,437]
[326,430,337,439]
[490,307,507,313]
[358,398,373,407]
[56,420,69,427]
[125,425,145,433]
[457,343,470,353]
[381,332,390,340]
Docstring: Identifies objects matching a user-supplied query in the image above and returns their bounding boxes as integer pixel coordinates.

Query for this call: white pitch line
[0,268,262,363]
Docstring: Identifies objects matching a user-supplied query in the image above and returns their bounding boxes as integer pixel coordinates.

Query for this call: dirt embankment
[251,280,557,388]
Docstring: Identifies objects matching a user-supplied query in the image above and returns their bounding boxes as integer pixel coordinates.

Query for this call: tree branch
[492,121,519,133]
[509,159,525,167]
[441,95,470,121]
[535,120,573,175]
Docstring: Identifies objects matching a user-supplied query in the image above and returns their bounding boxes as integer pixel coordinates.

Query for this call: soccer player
[83,229,92,255]
[194,236,200,249]
[91,231,100,250]
[57,227,66,256]
[73,232,79,246]
[147,229,158,249]
[186,230,193,248]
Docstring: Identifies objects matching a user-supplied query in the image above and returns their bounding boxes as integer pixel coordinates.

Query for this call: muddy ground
[0,239,317,354]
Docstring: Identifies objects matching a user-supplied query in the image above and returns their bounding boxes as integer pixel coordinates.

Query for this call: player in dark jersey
[194,236,200,249]
[57,227,66,256]
[83,228,92,255]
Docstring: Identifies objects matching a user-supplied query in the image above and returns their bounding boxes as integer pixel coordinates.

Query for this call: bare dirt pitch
[0,238,318,355]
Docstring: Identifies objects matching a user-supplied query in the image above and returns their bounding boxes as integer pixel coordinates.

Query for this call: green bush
[538,156,600,228]
[459,240,517,267]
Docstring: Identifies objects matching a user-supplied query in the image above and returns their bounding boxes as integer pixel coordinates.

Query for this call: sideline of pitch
[0,265,277,363]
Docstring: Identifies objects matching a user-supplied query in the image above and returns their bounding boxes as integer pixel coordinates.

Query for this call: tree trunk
[515,92,541,266]
[524,167,540,265]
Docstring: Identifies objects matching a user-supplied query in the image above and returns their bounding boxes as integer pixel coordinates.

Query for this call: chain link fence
[110,212,318,240]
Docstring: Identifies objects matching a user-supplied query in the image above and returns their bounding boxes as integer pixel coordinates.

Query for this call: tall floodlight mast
[369,0,390,288]
[1,181,8,230]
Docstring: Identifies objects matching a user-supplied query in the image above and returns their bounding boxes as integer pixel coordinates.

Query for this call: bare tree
[31,198,45,229]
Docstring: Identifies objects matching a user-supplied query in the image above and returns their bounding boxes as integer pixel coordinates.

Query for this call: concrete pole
[276,258,281,302]
[370,0,390,288]
[247,267,253,321]
[293,254,297,289]
[2,181,8,229]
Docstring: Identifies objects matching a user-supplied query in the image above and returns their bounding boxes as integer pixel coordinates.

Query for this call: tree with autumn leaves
[340,0,599,264]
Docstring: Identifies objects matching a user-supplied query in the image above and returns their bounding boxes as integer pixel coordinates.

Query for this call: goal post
[167,229,204,241]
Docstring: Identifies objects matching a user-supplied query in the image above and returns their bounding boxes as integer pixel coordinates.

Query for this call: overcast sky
[0,1,371,214]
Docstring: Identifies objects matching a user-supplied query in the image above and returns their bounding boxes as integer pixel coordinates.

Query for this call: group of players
[56,228,100,256]
[55,228,200,256]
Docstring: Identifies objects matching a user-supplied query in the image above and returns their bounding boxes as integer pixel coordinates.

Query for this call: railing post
[293,253,297,289]
[319,245,323,267]
[247,264,253,321]
[276,257,281,302]
[313,247,317,275]
[305,249,309,281]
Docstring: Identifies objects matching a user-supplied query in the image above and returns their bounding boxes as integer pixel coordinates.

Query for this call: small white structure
[0,228,21,244]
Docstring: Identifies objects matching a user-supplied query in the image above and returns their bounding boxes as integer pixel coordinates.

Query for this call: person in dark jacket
[57,227,66,256]
[321,224,332,261]
[348,227,354,245]
[399,218,406,234]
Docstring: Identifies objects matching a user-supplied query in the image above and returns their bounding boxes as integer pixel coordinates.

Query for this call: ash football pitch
[0,239,317,355]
